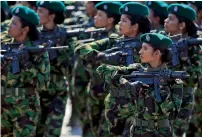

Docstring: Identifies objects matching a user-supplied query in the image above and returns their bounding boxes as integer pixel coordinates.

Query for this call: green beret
[95,1,122,15]
[36,1,66,13]
[146,1,168,17]
[168,3,196,21]
[140,33,172,50]
[12,6,40,26]
[189,1,202,9]
[119,2,149,17]
[1,1,9,9]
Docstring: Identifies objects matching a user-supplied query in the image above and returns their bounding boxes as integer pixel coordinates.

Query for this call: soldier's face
[148,9,159,26]
[85,1,96,16]
[139,43,158,63]
[119,14,137,36]
[37,7,50,25]
[94,10,109,28]
[164,14,182,35]
[8,16,24,38]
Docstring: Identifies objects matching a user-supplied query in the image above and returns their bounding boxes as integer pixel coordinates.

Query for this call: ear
[107,17,114,24]
[132,23,139,32]
[154,16,160,24]
[154,49,161,56]
[22,26,29,35]
[48,13,56,21]
[179,22,186,30]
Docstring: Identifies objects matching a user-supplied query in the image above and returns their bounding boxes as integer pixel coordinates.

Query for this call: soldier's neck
[14,35,29,43]
[43,22,56,31]
[148,58,163,69]
[168,30,183,36]
[105,24,114,32]
[125,32,141,38]
[151,23,163,30]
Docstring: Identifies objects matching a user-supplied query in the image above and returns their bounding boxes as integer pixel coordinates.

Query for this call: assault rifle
[36,28,107,45]
[104,38,141,65]
[121,70,189,103]
[171,38,202,66]
[1,44,69,74]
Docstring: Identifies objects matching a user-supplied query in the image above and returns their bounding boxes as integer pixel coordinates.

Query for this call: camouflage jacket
[37,25,74,94]
[1,36,50,90]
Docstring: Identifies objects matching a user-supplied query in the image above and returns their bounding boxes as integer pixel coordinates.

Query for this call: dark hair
[48,9,65,24]
[176,15,197,37]
[154,48,172,63]
[19,17,40,41]
[152,9,167,26]
[106,12,121,25]
[126,14,151,34]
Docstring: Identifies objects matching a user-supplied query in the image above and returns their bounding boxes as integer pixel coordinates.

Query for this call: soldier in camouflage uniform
[97,33,184,137]
[164,3,202,137]
[146,1,168,32]
[35,1,70,137]
[75,2,151,136]
[1,6,50,137]
[74,2,123,137]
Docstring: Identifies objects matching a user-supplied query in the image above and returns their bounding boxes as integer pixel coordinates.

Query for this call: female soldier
[97,33,184,137]
[1,6,50,137]
[164,3,202,137]
[75,2,151,137]
[73,2,123,137]
[146,1,168,32]
[36,1,69,137]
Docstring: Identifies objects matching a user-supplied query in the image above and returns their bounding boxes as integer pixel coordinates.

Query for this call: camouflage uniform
[36,26,71,137]
[96,63,184,137]
[1,37,50,137]
[74,29,119,137]
[184,37,202,137]
[167,34,200,137]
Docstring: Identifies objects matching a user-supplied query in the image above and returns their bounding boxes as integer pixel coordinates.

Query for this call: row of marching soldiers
[1,1,202,137]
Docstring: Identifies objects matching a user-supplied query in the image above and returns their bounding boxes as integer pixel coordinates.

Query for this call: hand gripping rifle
[121,70,189,103]
[104,38,141,65]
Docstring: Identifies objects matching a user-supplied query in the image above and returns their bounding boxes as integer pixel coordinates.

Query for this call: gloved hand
[97,51,127,65]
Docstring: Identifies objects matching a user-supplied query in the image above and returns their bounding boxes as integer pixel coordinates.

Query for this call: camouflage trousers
[172,87,195,137]
[187,88,202,137]
[70,59,90,126]
[105,93,135,137]
[80,81,112,137]
[1,89,40,137]
[36,90,68,137]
